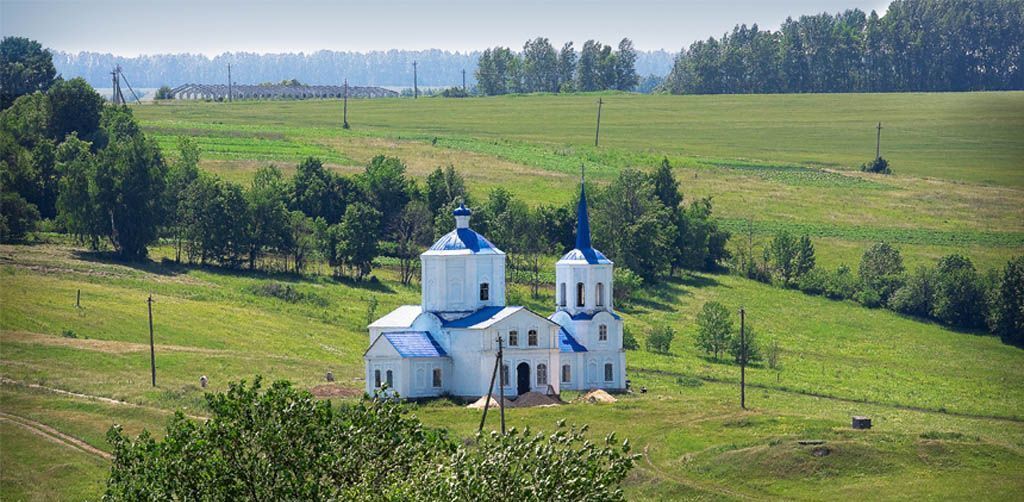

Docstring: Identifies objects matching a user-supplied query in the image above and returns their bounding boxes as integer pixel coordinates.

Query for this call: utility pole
[875,121,882,159]
[497,336,505,434]
[462,69,466,91]
[147,295,156,387]
[739,307,746,409]
[412,61,418,99]
[594,98,603,147]
[111,68,119,105]
[343,79,350,129]
[228,63,232,102]
[479,335,504,433]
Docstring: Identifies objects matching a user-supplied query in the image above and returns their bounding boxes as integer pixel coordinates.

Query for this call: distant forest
[52,49,674,89]
[50,0,1023,94]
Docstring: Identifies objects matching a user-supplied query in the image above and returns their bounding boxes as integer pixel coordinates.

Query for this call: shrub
[854,287,884,308]
[622,326,639,350]
[440,87,469,98]
[0,191,40,241]
[695,301,733,360]
[645,325,675,354]
[727,323,761,364]
[861,156,891,174]
[765,337,782,370]
[989,256,1024,345]
[613,267,642,304]
[154,85,174,100]
[890,265,938,318]
[824,265,858,300]
[858,242,905,305]
[796,267,829,295]
[932,254,988,329]
[675,375,703,387]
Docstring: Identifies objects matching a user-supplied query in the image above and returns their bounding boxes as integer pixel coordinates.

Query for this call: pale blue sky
[2,0,889,55]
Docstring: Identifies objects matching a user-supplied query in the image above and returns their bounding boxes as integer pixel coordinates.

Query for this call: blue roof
[426,228,503,254]
[382,331,447,358]
[440,306,508,328]
[558,328,588,353]
[570,310,621,321]
[560,179,611,265]
[453,203,472,216]
[560,247,612,264]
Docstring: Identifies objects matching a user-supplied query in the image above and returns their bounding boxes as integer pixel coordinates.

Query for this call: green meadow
[2,92,1023,499]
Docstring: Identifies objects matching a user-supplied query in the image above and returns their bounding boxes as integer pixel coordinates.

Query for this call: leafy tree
[765,336,782,370]
[165,137,201,262]
[245,165,290,269]
[861,156,891,174]
[393,199,433,285]
[645,325,675,354]
[932,254,987,329]
[990,256,1024,345]
[1,91,50,147]
[766,231,798,285]
[622,326,639,350]
[612,267,642,305]
[534,202,575,254]
[728,322,761,364]
[858,242,905,304]
[154,85,174,100]
[890,265,938,318]
[0,191,40,241]
[290,156,357,224]
[650,158,682,210]
[425,165,468,218]
[181,175,248,266]
[283,211,316,274]
[359,155,412,237]
[576,40,605,92]
[824,264,859,300]
[337,202,381,279]
[556,42,577,91]
[522,37,559,92]
[47,77,105,143]
[1,37,56,109]
[794,235,816,278]
[591,169,675,281]
[613,38,640,91]
[55,134,103,248]
[696,301,733,360]
[92,134,168,260]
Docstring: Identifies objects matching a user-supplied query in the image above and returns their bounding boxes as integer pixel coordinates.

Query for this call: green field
[3,92,1023,500]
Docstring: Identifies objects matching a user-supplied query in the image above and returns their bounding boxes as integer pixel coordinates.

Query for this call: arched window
[559,283,567,306]
[479,282,489,301]
[386,370,394,387]
[576,282,585,307]
[432,368,442,387]
[509,330,519,346]
[374,369,381,388]
[501,365,509,386]
[599,324,608,341]
[528,329,538,346]
[596,282,605,306]
[562,364,571,383]
[604,363,613,382]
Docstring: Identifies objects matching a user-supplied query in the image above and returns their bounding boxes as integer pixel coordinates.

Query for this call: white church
[364,180,626,399]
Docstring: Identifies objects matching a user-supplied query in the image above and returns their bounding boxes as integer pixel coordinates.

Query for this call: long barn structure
[170,83,398,100]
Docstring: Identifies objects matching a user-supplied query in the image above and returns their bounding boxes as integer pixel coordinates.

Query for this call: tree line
[734,232,1024,346]
[662,0,1024,94]
[475,38,640,95]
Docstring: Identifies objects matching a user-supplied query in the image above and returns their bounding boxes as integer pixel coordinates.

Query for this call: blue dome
[452,203,472,216]
[559,247,612,264]
[425,228,503,255]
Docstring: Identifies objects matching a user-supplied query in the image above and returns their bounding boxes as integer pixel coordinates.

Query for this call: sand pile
[577,389,618,404]
[466,395,514,409]
[510,392,563,408]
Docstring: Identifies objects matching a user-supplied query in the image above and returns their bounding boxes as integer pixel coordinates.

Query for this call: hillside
[2,92,1023,499]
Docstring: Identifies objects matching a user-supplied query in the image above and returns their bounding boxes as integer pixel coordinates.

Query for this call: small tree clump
[695,301,733,360]
[861,156,891,174]
[728,323,761,364]
[645,325,674,354]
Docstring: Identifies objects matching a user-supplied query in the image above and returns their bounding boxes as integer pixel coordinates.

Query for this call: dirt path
[1,377,207,421]
[0,411,111,460]
[641,444,760,501]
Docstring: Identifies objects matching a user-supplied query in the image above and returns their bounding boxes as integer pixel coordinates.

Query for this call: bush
[645,325,674,354]
[796,267,829,295]
[695,301,733,360]
[824,265,858,300]
[622,326,639,350]
[861,156,891,174]
[932,254,988,329]
[727,323,761,364]
[154,85,174,100]
[990,256,1024,345]
[105,378,637,500]
[854,287,884,308]
[890,266,938,317]
[858,242,905,305]
[613,267,642,304]
[440,86,469,98]
[0,191,40,241]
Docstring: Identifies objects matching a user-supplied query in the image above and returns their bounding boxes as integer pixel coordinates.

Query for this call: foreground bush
[105,378,636,501]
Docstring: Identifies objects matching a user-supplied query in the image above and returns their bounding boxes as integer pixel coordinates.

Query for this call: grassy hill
[2,92,1023,499]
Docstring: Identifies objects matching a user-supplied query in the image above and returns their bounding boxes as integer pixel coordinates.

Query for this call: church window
[537,364,547,386]
[562,364,571,383]
[599,324,608,341]
[596,283,605,306]
[528,330,538,346]
[386,370,394,387]
[576,282,585,307]
[559,283,566,306]
[501,365,509,386]
[480,283,489,301]
[374,369,381,388]
[509,330,519,346]
[432,368,442,388]
[604,363,613,382]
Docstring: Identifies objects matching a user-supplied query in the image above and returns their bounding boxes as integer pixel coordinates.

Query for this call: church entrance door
[516,362,531,395]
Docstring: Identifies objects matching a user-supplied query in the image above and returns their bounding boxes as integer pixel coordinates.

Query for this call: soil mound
[467,395,514,409]
[577,389,618,404]
[310,385,361,398]
[510,392,563,408]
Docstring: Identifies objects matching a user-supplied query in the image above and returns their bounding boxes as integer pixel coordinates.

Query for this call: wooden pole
[343,79,350,129]
[76,289,81,308]
[594,98,603,147]
[478,335,501,433]
[875,122,882,159]
[497,336,505,435]
[739,307,746,409]
[147,295,156,387]
[413,61,418,99]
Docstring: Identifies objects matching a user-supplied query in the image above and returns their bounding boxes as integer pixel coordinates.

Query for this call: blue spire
[575,175,591,250]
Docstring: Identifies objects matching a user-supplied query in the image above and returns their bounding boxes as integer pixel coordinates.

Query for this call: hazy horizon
[3,0,888,57]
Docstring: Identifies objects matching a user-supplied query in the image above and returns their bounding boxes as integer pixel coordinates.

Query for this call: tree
[245,165,290,269]
[0,191,40,241]
[728,322,761,364]
[858,242,905,304]
[890,265,938,318]
[696,301,733,360]
[522,37,559,93]
[556,42,577,91]
[393,200,433,285]
[154,86,174,100]
[766,231,798,285]
[92,134,168,260]
[613,38,640,91]
[337,202,381,279]
[645,325,675,354]
[166,137,201,262]
[283,211,315,274]
[1,37,56,109]
[47,77,106,143]
[576,40,605,92]
[861,156,891,174]
[359,155,412,237]
[650,158,682,210]
[55,134,103,248]
[425,165,468,217]
[591,169,675,281]
[106,377,636,500]
[793,235,815,278]
[180,175,248,266]
[990,256,1024,345]
[932,254,987,329]
[290,156,356,224]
